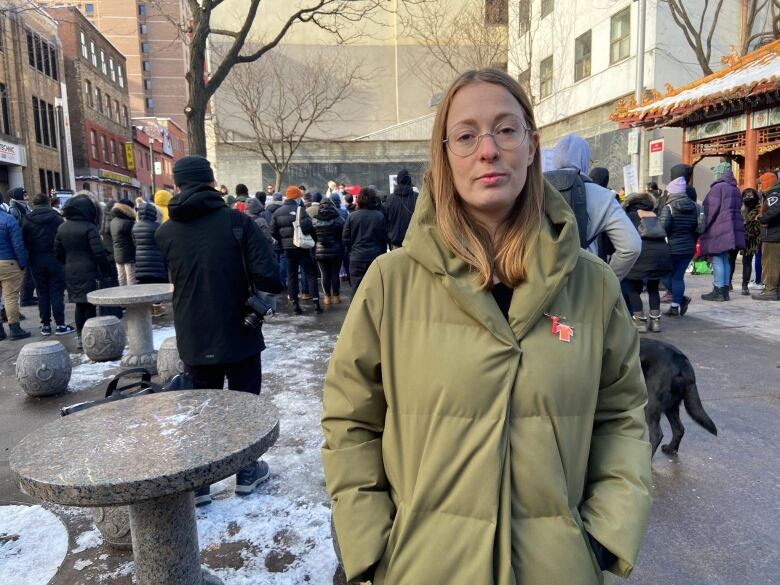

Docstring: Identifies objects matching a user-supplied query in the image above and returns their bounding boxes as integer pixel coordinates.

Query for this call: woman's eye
[497,126,517,136]
[455,133,475,143]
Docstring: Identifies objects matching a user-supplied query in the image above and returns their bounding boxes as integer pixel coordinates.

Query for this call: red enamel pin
[544,313,574,343]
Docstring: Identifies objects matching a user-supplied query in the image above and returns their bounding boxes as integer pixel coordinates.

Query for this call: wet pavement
[1,273,778,584]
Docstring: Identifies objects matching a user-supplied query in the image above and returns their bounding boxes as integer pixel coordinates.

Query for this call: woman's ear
[528,132,540,167]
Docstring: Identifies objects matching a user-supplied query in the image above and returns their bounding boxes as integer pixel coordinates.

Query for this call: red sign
[650,140,664,153]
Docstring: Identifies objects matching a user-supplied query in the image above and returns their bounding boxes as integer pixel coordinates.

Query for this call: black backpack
[543,169,590,249]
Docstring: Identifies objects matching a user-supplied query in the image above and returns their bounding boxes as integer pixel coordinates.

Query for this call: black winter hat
[589,167,610,189]
[173,155,215,187]
[670,163,693,182]
[119,198,135,209]
[9,187,27,200]
[397,169,412,186]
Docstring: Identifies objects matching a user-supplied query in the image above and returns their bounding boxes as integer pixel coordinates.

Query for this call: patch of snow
[71,525,102,553]
[0,505,69,585]
[152,325,177,349]
[98,561,134,582]
[68,354,120,392]
[73,558,93,570]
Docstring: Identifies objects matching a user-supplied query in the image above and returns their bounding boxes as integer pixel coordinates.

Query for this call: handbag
[638,216,667,240]
[293,206,315,249]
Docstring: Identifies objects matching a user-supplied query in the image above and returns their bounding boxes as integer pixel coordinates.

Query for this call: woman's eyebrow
[448,113,522,129]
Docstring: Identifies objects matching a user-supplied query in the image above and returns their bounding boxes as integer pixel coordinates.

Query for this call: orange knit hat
[285,185,303,200]
[758,172,777,192]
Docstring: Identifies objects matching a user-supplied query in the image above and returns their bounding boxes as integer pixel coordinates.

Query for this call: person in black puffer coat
[621,192,672,333]
[343,187,388,293]
[385,169,418,249]
[22,193,72,335]
[55,193,112,339]
[271,186,320,314]
[110,199,136,285]
[245,196,272,243]
[658,176,698,316]
[313,198,345,304]
[132,202,167,284]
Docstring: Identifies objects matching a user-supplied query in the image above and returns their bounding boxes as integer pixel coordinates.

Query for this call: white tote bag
[293,206,315,249]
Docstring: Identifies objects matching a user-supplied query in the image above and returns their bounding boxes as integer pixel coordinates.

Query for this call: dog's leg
[647,407,663,458]
[662,407,685,455]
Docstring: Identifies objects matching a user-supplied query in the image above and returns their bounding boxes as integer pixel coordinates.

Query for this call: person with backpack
[545,134,641,280]
[234,183,249,213]
[658,176,699,316]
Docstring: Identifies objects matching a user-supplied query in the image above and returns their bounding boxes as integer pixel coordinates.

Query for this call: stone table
[88,284,173,373]
[10,390,280,585]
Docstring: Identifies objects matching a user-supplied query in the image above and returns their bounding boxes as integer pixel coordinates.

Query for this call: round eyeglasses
[444,123,530,158]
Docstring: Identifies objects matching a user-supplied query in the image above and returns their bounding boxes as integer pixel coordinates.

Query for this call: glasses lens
[494,125,526,150]
[448,133,478,157]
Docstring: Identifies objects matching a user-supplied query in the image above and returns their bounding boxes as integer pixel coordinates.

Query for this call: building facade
[132,117,185,197]
[37,0,189,135]
[508,0,774,192]
[47,6,136,202]
[0,8,66,196]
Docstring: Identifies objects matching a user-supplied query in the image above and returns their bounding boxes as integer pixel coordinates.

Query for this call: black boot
[8,323,31,340]
[721,286,730,301]
[741,284,750,296]
[0,323,6,340]
[292,299,303,315]
[701,286,726,302]
[313,299,323,314]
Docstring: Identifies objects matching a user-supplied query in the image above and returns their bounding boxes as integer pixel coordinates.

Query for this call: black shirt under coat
[156,184,282,366]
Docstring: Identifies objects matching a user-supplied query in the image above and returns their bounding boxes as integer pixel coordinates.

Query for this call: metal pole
[632,0,647,189]
[149,137,155,194]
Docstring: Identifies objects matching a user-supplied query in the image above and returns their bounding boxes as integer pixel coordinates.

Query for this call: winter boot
[720,286,730,301]
[0,307,6,322]
[313,299,323,314]
[322,295,331,305]
[631,312,648,333]
[701,286,726,302]
[332,295,341,304]
[751,289,780,301]
[680,296,691,315]
[8,323,31,340]
[648,310,662,332]
[292,299,303,315]
[741,283,750,296]
[0,323,6,340]
[664,305,679,317]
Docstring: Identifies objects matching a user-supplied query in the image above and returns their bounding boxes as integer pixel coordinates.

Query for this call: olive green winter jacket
[321,182,651,585]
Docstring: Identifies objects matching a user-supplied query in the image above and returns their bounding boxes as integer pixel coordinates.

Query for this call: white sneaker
[748,282,765,290]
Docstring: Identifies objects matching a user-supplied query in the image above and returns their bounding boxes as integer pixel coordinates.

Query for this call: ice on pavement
[0,505,69,585]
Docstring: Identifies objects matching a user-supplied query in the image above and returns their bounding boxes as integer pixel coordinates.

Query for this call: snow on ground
[0,505,69,585]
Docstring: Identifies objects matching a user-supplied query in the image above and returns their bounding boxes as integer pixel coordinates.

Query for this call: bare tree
[148,0,427,156]
[662,0,775,76]
[219,48,364,190]
[400,0,508,95]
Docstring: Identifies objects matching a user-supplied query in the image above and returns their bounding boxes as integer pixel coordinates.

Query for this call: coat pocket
[572,508,605,585]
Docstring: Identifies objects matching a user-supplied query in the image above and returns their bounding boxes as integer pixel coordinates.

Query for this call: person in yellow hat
[153,189,172,222]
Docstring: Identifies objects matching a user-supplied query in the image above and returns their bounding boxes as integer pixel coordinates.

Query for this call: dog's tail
[683,382,718,436]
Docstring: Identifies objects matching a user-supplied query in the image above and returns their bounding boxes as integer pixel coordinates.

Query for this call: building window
[32,97,41,143]
[106,94,112,119]
[49,46,58,80]
[85,80,93,107]
[109,57,115,82]
[46,170,54,193]
[101,135,108,162]
[610,7,631,64]
[27,31,35,67]
[539,56,553,98]
[139,23,148,35]
[141,42,150,54]
[118,65,124,88]
[518,0,530,34]
[114,99,120,123]
[0,83,10,134]
[484,0,508,25]
[541,0,553,18]
[144,79,152,90]
[143,61,151,72]
[39,169,46,194]
[96,87,103,113]
[91,129,98,159]
[123,105,129,128]
[145,98,154,109]
[85,3,94,14]
[100,49,107,74]
[574,30,592,81]
[517,68,530,94]
[80,31,88,58]
[47,103,57,148]
[110,139,116,165]
[138,3,146,16]
[54,172,61,190]
[90,40,97,67]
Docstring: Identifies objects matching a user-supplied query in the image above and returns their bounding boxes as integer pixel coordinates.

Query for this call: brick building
[37,1,189,137]
[46,6,136,202]
[132,117,185,198]
[0,8,67,196]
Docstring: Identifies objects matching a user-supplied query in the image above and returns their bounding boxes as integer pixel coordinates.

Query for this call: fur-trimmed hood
[112,202,136,220]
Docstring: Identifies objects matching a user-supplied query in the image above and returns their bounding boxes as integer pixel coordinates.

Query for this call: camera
[243,292,275,330]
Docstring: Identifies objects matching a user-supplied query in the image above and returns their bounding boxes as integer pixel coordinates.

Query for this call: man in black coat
[754,177,780,301]
[156,155,283,505]
[385,169,418,249]
[270,186,321,314]
[22,193,74,336]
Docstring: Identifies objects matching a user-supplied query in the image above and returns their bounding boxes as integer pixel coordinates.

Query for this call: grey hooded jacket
[551,135,641,280]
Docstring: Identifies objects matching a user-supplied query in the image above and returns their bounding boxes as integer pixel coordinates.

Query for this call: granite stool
[157,337,184,384]
[16,341,71,397]
[92,506,132,550]
[83,316,127,362]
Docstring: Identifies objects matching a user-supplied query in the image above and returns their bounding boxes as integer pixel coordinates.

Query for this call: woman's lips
[475,174,507,186]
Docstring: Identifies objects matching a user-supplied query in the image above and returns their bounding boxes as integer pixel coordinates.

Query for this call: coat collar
[404,181,581,346]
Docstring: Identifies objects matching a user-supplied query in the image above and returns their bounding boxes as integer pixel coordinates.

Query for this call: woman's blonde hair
[426,68,544,289]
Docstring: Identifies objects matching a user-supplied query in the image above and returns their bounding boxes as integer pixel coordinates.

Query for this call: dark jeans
[742,252,755,286]
[670,253,694,305]
[75,302,97,334]
[31,259,66,326]
[274,249,287,288]
[21,265,36,304]
[285,248,318,301]
[350,256,379,294]
[318,257,342,296]
[184,352,262,395]
[622,279,660,313]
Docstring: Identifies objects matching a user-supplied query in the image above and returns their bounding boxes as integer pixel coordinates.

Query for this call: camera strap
[230,210,258,295]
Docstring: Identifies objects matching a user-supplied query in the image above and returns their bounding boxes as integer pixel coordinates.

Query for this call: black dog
[639,338,718,457]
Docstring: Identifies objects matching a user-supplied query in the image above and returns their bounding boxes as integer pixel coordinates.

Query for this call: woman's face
[445,81,538,228]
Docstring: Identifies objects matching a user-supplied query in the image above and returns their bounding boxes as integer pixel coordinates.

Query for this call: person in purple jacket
[699,162,746,301]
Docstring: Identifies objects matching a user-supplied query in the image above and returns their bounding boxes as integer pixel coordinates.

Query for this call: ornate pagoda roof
[612,39,780,129]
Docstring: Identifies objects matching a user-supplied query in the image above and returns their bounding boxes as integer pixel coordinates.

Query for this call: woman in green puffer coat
[321,69,651,585]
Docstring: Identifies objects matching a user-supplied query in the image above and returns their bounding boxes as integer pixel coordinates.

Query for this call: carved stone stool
[16,341,71,397]
[157,337,184,384]
[83,316,127,362]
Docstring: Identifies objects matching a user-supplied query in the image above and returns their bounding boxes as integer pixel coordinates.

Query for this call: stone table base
[129,491,223,585]
[120,305,158,374]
